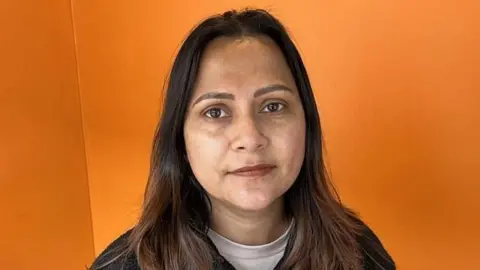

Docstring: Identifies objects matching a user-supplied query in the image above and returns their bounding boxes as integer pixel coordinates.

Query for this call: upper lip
[229,164,275,173]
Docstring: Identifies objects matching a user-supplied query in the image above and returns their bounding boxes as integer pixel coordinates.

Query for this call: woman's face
[184,36,306,212]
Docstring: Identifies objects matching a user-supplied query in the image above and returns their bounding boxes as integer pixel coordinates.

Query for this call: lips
[229,164,275,177]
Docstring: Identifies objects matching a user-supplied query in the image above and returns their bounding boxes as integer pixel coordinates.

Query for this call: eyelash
[203,101,286,119]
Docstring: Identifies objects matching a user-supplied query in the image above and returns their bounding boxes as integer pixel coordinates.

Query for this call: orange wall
[72,0,165,256]
[2,0,473,269]
[0,0,94,269]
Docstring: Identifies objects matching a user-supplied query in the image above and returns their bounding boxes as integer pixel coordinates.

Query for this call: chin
[234,202,272,212]
[229,191,281,212]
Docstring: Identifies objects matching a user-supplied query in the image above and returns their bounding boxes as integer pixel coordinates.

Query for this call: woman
[91,8,395,270]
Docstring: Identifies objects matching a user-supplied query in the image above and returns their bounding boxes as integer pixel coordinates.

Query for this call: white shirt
[207,222,293,270]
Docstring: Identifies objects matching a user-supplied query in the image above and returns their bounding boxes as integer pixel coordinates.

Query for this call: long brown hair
[97,8,364,270]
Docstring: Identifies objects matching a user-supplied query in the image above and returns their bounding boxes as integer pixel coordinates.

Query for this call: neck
[209,197,290,245]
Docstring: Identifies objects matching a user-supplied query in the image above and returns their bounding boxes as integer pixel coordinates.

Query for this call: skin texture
[183,36,306,245]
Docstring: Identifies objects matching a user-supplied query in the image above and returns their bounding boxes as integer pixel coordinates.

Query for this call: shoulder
[356,220,396,270]
[89,229,139,270]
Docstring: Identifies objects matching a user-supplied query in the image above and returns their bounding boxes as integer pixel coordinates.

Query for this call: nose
[230,116,268,152]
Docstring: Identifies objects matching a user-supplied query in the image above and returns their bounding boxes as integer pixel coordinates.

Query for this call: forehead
[193,35,296,93]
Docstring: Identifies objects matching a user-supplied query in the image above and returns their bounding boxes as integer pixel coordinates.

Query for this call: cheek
[184,122,229,183]
[266,118,306,173]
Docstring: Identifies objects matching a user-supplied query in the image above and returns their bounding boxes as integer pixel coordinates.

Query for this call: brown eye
[205,108,227,118]
[262,102,285,113]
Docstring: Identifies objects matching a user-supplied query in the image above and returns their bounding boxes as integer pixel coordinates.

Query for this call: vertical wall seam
[68,0,97,261]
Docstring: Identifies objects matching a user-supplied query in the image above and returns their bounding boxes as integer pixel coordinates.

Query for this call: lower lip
[230,167,275,177]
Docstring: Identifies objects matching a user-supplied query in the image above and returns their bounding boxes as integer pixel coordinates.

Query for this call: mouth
[228,164,276,177]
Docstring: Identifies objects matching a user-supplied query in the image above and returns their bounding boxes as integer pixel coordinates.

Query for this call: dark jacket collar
[91,224,396,270]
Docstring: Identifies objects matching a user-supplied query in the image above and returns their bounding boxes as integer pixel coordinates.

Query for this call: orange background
[0,0,95,269]
[1,0,479,269]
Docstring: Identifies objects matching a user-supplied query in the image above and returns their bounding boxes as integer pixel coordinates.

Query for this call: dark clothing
[91,224,395,270]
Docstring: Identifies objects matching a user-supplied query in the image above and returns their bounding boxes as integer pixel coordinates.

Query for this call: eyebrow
[191,84,293,106]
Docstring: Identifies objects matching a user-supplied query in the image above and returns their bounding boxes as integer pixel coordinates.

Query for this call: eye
[204,107,228,119]
[261,102,285,113]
